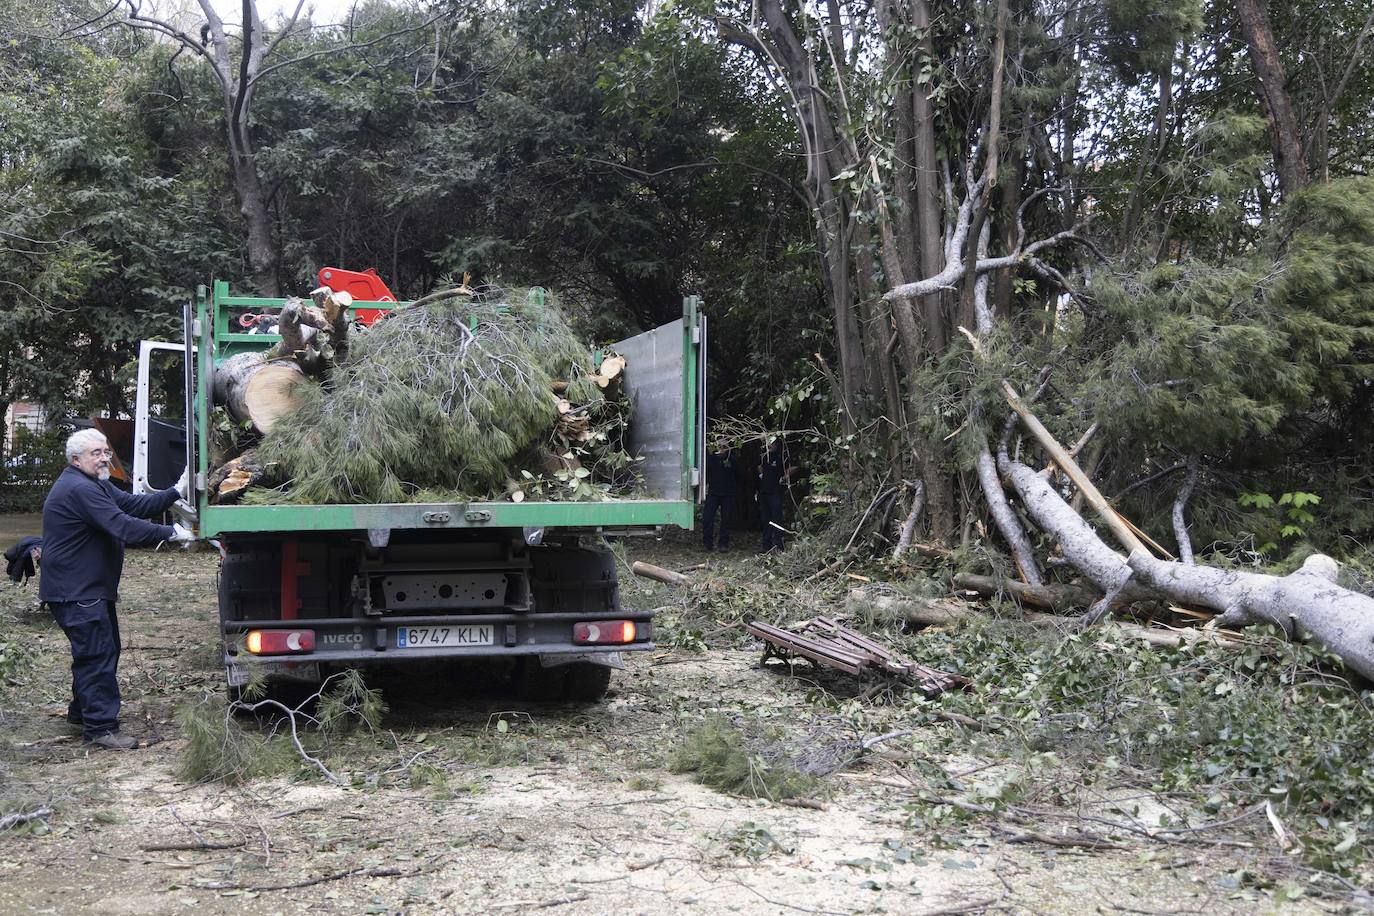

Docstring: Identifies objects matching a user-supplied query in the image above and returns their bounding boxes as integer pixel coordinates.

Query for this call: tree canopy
[2,0,1372,555]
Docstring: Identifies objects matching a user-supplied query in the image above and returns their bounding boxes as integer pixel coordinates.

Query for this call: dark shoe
[85,733,139,751]
[717,545,730,553]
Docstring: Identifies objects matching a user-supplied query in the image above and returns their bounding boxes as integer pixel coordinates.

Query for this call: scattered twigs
[142,840,246,852]
[489,892,590,910]
[0,806,52,831]
[993,823,1123,850]
[200,864,409,893]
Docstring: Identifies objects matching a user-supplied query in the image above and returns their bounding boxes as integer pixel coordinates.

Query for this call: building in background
[4,402,47,456]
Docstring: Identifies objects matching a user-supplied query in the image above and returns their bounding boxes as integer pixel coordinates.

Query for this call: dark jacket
[759,448,788,495]
[4,536,42,584]
[39,467,179,604]
[706,451,738,498]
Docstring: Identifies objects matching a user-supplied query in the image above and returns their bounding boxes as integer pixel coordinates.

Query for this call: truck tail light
[245,629,316,655]
[573,620,636,645]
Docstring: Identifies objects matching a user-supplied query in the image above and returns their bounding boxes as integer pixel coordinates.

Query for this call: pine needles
[246,288,634,504]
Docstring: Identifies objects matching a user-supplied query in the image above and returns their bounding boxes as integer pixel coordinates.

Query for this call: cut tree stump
[212,352,309,435]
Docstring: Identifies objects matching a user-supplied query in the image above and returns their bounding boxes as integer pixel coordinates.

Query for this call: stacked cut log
[543,350,629,475]
[210,287,356,502]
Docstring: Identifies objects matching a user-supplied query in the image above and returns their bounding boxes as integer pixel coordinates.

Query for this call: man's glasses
[86,448,114,458]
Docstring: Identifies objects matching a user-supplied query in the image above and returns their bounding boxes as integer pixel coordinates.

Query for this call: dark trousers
[703,494,735,549]
[51,600,122,739]
[759,492,785,550]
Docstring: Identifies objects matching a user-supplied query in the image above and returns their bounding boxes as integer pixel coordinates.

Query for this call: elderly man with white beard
[39,428,193,750]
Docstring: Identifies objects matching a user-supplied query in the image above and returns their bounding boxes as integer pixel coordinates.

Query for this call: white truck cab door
[133,333,197,522]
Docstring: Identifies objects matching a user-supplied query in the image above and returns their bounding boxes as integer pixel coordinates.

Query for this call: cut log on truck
[212,352,310,435]
[207,449,268,503]
[279,294,350,377]
[589,354,626,391]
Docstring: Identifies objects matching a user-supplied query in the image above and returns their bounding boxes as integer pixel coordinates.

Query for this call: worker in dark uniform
[702,441,738,552]
[758,438,790,552]
[40,429,192,750]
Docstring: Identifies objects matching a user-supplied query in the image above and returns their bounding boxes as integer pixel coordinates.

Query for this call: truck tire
[514,658,568,701]
[561,662,613,702]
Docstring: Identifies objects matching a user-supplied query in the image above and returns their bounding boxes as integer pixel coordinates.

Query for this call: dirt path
[0,542,1321,914]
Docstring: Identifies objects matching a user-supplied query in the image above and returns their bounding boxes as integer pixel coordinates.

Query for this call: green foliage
[315,668,386,737]
[1237,491,1321,553]
[906,617,1374,873]
[721,821,792,862]
[252,291,635,504]
[0,629,30,693]
[175,693,298,785]
[1103,0,1204,76]
[669,715,823,801]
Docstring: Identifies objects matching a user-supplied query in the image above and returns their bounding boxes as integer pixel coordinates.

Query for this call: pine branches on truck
[209,286,640,505]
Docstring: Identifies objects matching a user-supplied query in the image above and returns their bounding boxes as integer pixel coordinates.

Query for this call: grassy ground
[0,514,42,541]
[0,524,1360,913]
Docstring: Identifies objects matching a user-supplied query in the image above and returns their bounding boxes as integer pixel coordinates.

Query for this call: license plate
[396,625,494,649]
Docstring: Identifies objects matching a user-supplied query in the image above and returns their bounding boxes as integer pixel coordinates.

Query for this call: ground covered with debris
[0,525,1365,914]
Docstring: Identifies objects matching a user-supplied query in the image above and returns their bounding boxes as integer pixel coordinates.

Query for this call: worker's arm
[76,484,175,547]
[109,483,181,519]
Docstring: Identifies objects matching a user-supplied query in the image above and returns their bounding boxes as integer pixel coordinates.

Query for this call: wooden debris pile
[748,616,971,698]
[208,285,640,505]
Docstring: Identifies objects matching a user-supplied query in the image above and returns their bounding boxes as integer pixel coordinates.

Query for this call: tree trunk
[953,572,1100,611]
[910,0,948,356]
[1127,552,1374,680]
[1234,0,1308,200]
[213,352,309,434]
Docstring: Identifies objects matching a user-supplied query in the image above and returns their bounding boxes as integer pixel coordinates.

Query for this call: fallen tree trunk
[212,352,309,434]
[952,572,1101,612]
[848,588,1241,651]
[631,561,692,586]
[1000,386,1374,680]
[1127,551,1374,679]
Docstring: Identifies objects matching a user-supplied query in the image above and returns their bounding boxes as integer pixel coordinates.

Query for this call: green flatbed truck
[134,282,705,701]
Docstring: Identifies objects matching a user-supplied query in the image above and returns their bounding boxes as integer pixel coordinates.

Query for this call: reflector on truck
[245,629,316,655]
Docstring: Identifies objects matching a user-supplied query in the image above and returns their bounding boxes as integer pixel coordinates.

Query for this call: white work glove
[170,522,196,543]
[175,466,192,500]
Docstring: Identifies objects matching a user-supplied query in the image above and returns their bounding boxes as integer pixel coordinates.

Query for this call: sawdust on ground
[0,539,1324,914]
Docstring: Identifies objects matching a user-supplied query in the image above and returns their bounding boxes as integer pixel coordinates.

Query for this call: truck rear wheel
[514,658,568,701]
[561,662,613,702]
